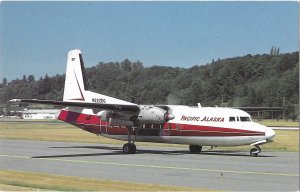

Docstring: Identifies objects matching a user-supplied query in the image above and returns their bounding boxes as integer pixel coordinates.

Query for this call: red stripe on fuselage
[163,123,264,136]
[57,110,265,137]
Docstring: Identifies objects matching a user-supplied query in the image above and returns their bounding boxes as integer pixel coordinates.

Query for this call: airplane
[10,49,276,157]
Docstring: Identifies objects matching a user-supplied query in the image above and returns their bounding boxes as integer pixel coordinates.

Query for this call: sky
[0,1,298,81]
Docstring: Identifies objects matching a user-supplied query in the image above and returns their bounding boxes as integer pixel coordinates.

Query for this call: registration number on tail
[92,98,106,104]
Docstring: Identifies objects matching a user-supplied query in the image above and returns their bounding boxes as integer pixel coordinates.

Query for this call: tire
[123,143,131,154]
[131,143,136,154]
[250,148,258,157]
[189,145,202,153]
[123,143,136,154]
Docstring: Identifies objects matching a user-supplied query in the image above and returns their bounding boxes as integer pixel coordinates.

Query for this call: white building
[22,109,59,120]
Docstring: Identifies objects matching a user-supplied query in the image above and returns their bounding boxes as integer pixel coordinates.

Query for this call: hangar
[22,109,58,120]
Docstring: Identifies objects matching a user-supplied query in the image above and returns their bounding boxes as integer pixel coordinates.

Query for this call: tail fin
[63,49,136,106]
[63,49,89,101]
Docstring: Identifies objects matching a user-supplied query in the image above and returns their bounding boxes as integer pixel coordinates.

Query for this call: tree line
[0,52,298,119]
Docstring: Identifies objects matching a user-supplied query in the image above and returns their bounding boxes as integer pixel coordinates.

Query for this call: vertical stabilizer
[63,49,88,101]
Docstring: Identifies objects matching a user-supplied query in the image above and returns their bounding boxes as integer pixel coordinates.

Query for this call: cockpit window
[240,117,251,122]
[229,117,235,122]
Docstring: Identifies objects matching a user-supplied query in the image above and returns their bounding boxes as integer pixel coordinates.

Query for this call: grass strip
[254,119,299,127]
[0,183,49,191]
[0,123,182,147]
[0,170,206,191]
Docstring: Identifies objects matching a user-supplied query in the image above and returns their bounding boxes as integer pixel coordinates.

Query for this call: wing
[10,99,140,112]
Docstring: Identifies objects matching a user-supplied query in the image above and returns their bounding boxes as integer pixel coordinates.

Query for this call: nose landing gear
[250,145,261,157]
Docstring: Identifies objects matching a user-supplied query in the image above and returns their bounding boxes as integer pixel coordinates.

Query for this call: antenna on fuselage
[197,103,202,108]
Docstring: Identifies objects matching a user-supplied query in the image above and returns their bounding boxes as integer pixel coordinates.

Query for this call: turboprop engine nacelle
[109,118,134,127]
[136,106,174,124]
[100,110,134,126]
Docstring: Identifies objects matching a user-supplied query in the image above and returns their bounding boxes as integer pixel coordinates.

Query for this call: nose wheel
[250,145,261,157]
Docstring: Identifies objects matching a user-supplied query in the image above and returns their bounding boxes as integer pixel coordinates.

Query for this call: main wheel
[131,143,136,153]
[123,143,136,154]
[189,145,202,153]
[250,148,258,157]
[123,143,131,154]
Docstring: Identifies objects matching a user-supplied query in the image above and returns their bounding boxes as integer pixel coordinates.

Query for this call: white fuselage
[69,105,276,147]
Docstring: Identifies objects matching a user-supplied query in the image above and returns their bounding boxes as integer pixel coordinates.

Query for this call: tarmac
[0,139,299,191]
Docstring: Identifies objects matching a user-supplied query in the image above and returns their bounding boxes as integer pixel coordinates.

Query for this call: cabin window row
[229,116,252,122]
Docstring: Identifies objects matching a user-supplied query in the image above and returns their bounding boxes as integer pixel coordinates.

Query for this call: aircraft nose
[265,127,276,139]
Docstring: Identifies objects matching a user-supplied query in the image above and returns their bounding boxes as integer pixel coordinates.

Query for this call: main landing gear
[189,145,202,153]
[250,145,261,157]
[123,127,137,154]
[123,143,136,154]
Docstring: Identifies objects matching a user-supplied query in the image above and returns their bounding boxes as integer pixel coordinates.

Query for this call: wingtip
[9,99,21,102]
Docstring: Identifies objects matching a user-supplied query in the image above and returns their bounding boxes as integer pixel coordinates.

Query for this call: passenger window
[229,117,235,122]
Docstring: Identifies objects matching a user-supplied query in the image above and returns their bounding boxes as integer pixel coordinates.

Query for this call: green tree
[28,75,35,82]
[22,75,27,82]
[2,78,7,86]
[121,59,132,72]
